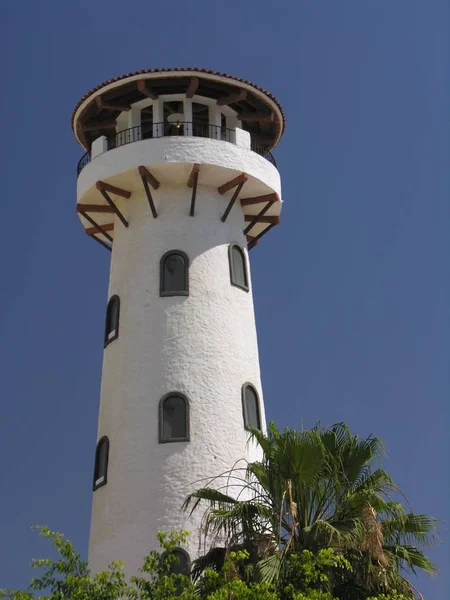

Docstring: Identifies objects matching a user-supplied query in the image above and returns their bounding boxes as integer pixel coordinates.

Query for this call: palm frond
[383,544,438,576]
[256,550,285,583]
[302,517,363,549]
[382,513,439,547]
[190,546,227,581]
[182,488,237,516]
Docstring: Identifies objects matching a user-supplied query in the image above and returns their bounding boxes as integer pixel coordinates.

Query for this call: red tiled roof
[71,67,285,134]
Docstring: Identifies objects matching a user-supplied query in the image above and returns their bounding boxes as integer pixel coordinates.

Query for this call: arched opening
[162,547,191,594]
[160,251,189,297]
[229,244,249,291]
[93,436,109,490]
[171,548,190,575]
[104,295,120,347]
[241,383,261,431]
[159,393,190,443]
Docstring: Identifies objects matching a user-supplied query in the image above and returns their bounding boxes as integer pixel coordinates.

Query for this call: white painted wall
[235,128,251,150]
[88,177,267,578]
[78,135,281,200]
[91,136,108,159]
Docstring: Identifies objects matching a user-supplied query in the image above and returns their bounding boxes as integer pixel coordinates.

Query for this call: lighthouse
[71,68,284,576]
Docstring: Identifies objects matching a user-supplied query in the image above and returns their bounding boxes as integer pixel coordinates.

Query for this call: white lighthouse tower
[71,68,284,576]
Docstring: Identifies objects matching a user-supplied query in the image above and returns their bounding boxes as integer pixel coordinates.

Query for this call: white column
[183,98,193,137]
[208,103,222,140]
[91,136,108,158]
[234,128,251,150]
[226,114,238,144]
[128,107,141,142]
[153,99,163,138]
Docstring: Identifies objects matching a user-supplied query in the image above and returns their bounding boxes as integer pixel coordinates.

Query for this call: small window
[163,548,191,594]
[93,436,109,490]
[160,251,189,297]
[171,548,190,576]
[242,383,261,431]
[159,393,190,443]
[104,295,120,347]
[229,244,249,292]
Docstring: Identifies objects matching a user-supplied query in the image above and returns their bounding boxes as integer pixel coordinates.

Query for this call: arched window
[159,393,190,443]
[160,251,189,297]
[104,295,120,347]
[162,548,191,594]
[93,436,109,490]
[171,548,190,576]
[229,244,249,291]
[241,383,261,431]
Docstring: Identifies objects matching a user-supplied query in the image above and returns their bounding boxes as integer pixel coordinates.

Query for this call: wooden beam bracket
[188,164,200,217]
[82,119,117,132]
[244,215,280,224]
[76,204,115,214]
[221,181,246,223]
[138,167,160,218]
[238,112,274,123]
[86,223,114,235]
[217,89,247,106]
[187,164,200,188]
[96,181,130,228]
[243,200,276,235]
[96,180,131,198]
[186,77,199,99]
[240,192,278,207]
[138,166,160,190]
[89,234,112,252]
[137,80,158,100]
[218,173,248,195]
[248,222,277,250]
[96,96,130,112]
[80,211,114,242]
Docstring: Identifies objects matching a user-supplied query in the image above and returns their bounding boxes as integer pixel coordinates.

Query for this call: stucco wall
[77,135,281,200]
[88,180,267,577]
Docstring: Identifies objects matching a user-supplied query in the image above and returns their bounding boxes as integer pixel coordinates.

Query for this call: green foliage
[0,526,129,600]
[196,550,279,599]
[184,422,438,598]
[130,530,196,599]
[366,594,411,600]
[0,424,438,600]
[1,527,406,600]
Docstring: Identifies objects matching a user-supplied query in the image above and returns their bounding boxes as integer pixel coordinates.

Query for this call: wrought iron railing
[77,150,91,175]
[77,123,276,173]
[250,139,277,167]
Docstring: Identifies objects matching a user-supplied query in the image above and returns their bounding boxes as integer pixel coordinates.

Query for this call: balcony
[77,122,276,175]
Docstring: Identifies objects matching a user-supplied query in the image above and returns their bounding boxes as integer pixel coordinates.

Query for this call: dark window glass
[229,244,249,291]
[159,393,190,442]
[163,548,190,595]
[171,549,190,576]
[93,436,109,490]
[160,251,189,296]
[242,384,261,431]
[105,295,120,347]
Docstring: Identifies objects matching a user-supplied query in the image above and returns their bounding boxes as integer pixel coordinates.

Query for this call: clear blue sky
[0,1,448,597]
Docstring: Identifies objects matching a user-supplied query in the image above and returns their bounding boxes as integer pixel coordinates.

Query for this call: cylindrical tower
[71,68,284,576]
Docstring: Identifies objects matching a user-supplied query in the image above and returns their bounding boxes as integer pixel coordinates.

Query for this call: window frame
[93,436,110,491]
[241,383,262,431]
[104,295,120,348]
[162,547,191,576]
[159,392,190,443]
[228,244,249,292]
[160,250,190,297]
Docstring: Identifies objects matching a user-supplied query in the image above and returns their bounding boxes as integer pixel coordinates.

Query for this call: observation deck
[72,68,285,250]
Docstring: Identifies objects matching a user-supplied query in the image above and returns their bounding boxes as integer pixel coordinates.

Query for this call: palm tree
[183,422,437,598]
